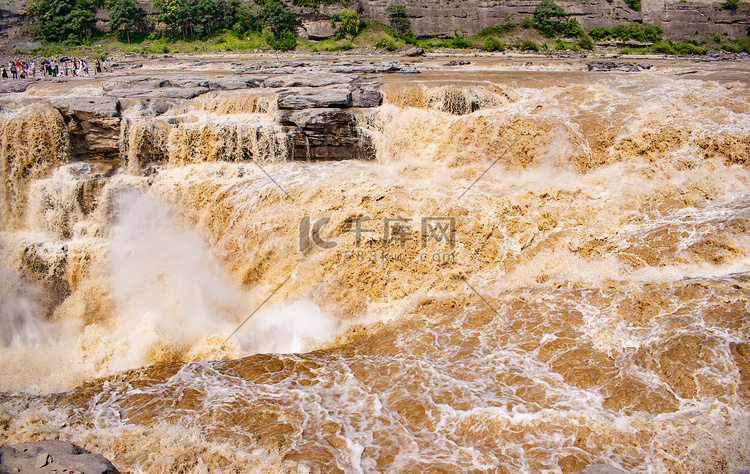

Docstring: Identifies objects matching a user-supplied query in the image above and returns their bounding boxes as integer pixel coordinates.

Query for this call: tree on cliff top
[109,0,144,44]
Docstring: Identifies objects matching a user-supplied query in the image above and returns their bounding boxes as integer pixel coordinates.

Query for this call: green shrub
[610,22,662,43]
[331,8,361,38]
[481,36,505,51]
[262,27,274,44]
[674,41,705,54]
[624,0,641,11]
[374,32,399,50]
[561,18,585,37]
[714,34,722,43]
[719,39,750,54]
[555,39,567,50]
[651,41,675,54]
[579,33,594,50]
[231,22,245,37]
[386,4,409,35]
[722,0,739,9]
[588,26,610,41]
[521,16,534,29]
[403,29,417,44]
[518,39,540,51]
[533,0,568,36]
[290,0,338,6]
[650,39,705,55]
[450,32,472,48]
[478,21,517,37]
[269,30,297,50]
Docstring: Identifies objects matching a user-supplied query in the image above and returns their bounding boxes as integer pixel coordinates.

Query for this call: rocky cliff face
[28,0,746,47]
[342,0,748,40]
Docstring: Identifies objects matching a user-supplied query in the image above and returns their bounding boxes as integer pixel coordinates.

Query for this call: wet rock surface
[277,86,353,110]
[397,44,425,57]
[587,61,651,72]
[101,75,266,98]
[0,59,397,165]
[51,97,121,160]
[0,440,120,474]
[264,72,357,88]
[279,107,377,160]
[234,60,420,75]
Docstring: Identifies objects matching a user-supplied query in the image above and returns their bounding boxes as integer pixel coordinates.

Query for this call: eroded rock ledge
[36,63,400,164]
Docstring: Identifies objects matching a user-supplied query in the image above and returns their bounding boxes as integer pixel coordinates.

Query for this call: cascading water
[0,62,749,473]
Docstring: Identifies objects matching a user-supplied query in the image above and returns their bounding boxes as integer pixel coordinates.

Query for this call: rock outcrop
[25,61,389,164]
[276,82,382,160]
[0,440,121,474]
[280,107,377,160]
[52,97,122,160]
[587,61,651,72]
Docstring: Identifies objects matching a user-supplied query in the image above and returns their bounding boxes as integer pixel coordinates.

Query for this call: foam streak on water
[1,69,749,473]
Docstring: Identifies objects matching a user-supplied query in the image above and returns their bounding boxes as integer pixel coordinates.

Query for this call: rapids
[1,56,749,473]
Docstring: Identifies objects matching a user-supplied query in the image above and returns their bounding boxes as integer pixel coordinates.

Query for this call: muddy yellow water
[1,59,749,473]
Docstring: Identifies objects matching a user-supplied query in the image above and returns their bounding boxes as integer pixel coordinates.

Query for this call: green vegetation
[650,39,706,54]
[33,0,96,44]
[720,37,750,53]
[578,33,594,50]
[289,0,337,7]
[721,0,739,9]
[330,8,361,38]
[108,0,144,44]
[373,31,399,50]
[624,0,640,11]
[386,4,409,35]
[403,29,417,44]
[518,39,540,51]
[586,22,663,43]
[533,0,568,36]
[149,0,247,39]
[477,19,518,37]
[533,0,586,38]
[481,36,505,52]
[24,0,749,58]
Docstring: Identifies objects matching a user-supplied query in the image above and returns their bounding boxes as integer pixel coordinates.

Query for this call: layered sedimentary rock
[50,0,749,45]
[27,67,392,166]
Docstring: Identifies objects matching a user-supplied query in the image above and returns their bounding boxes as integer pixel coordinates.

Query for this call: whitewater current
[1,60,749,473]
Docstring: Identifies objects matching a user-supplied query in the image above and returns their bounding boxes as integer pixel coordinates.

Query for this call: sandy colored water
[0,54,749,473]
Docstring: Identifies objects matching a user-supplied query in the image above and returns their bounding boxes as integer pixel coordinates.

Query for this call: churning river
[0,55,749,473]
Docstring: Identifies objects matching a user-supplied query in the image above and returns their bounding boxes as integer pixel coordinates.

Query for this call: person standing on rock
[1,66,7,80]
[83,58,88,76]
[10,61,16,79]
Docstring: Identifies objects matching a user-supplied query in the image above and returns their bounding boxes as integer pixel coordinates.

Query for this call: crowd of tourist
[0,57,110,79]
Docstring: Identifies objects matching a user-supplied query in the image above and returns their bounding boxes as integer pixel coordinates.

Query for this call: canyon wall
[294,0,749,40]
[0,0,749,52]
